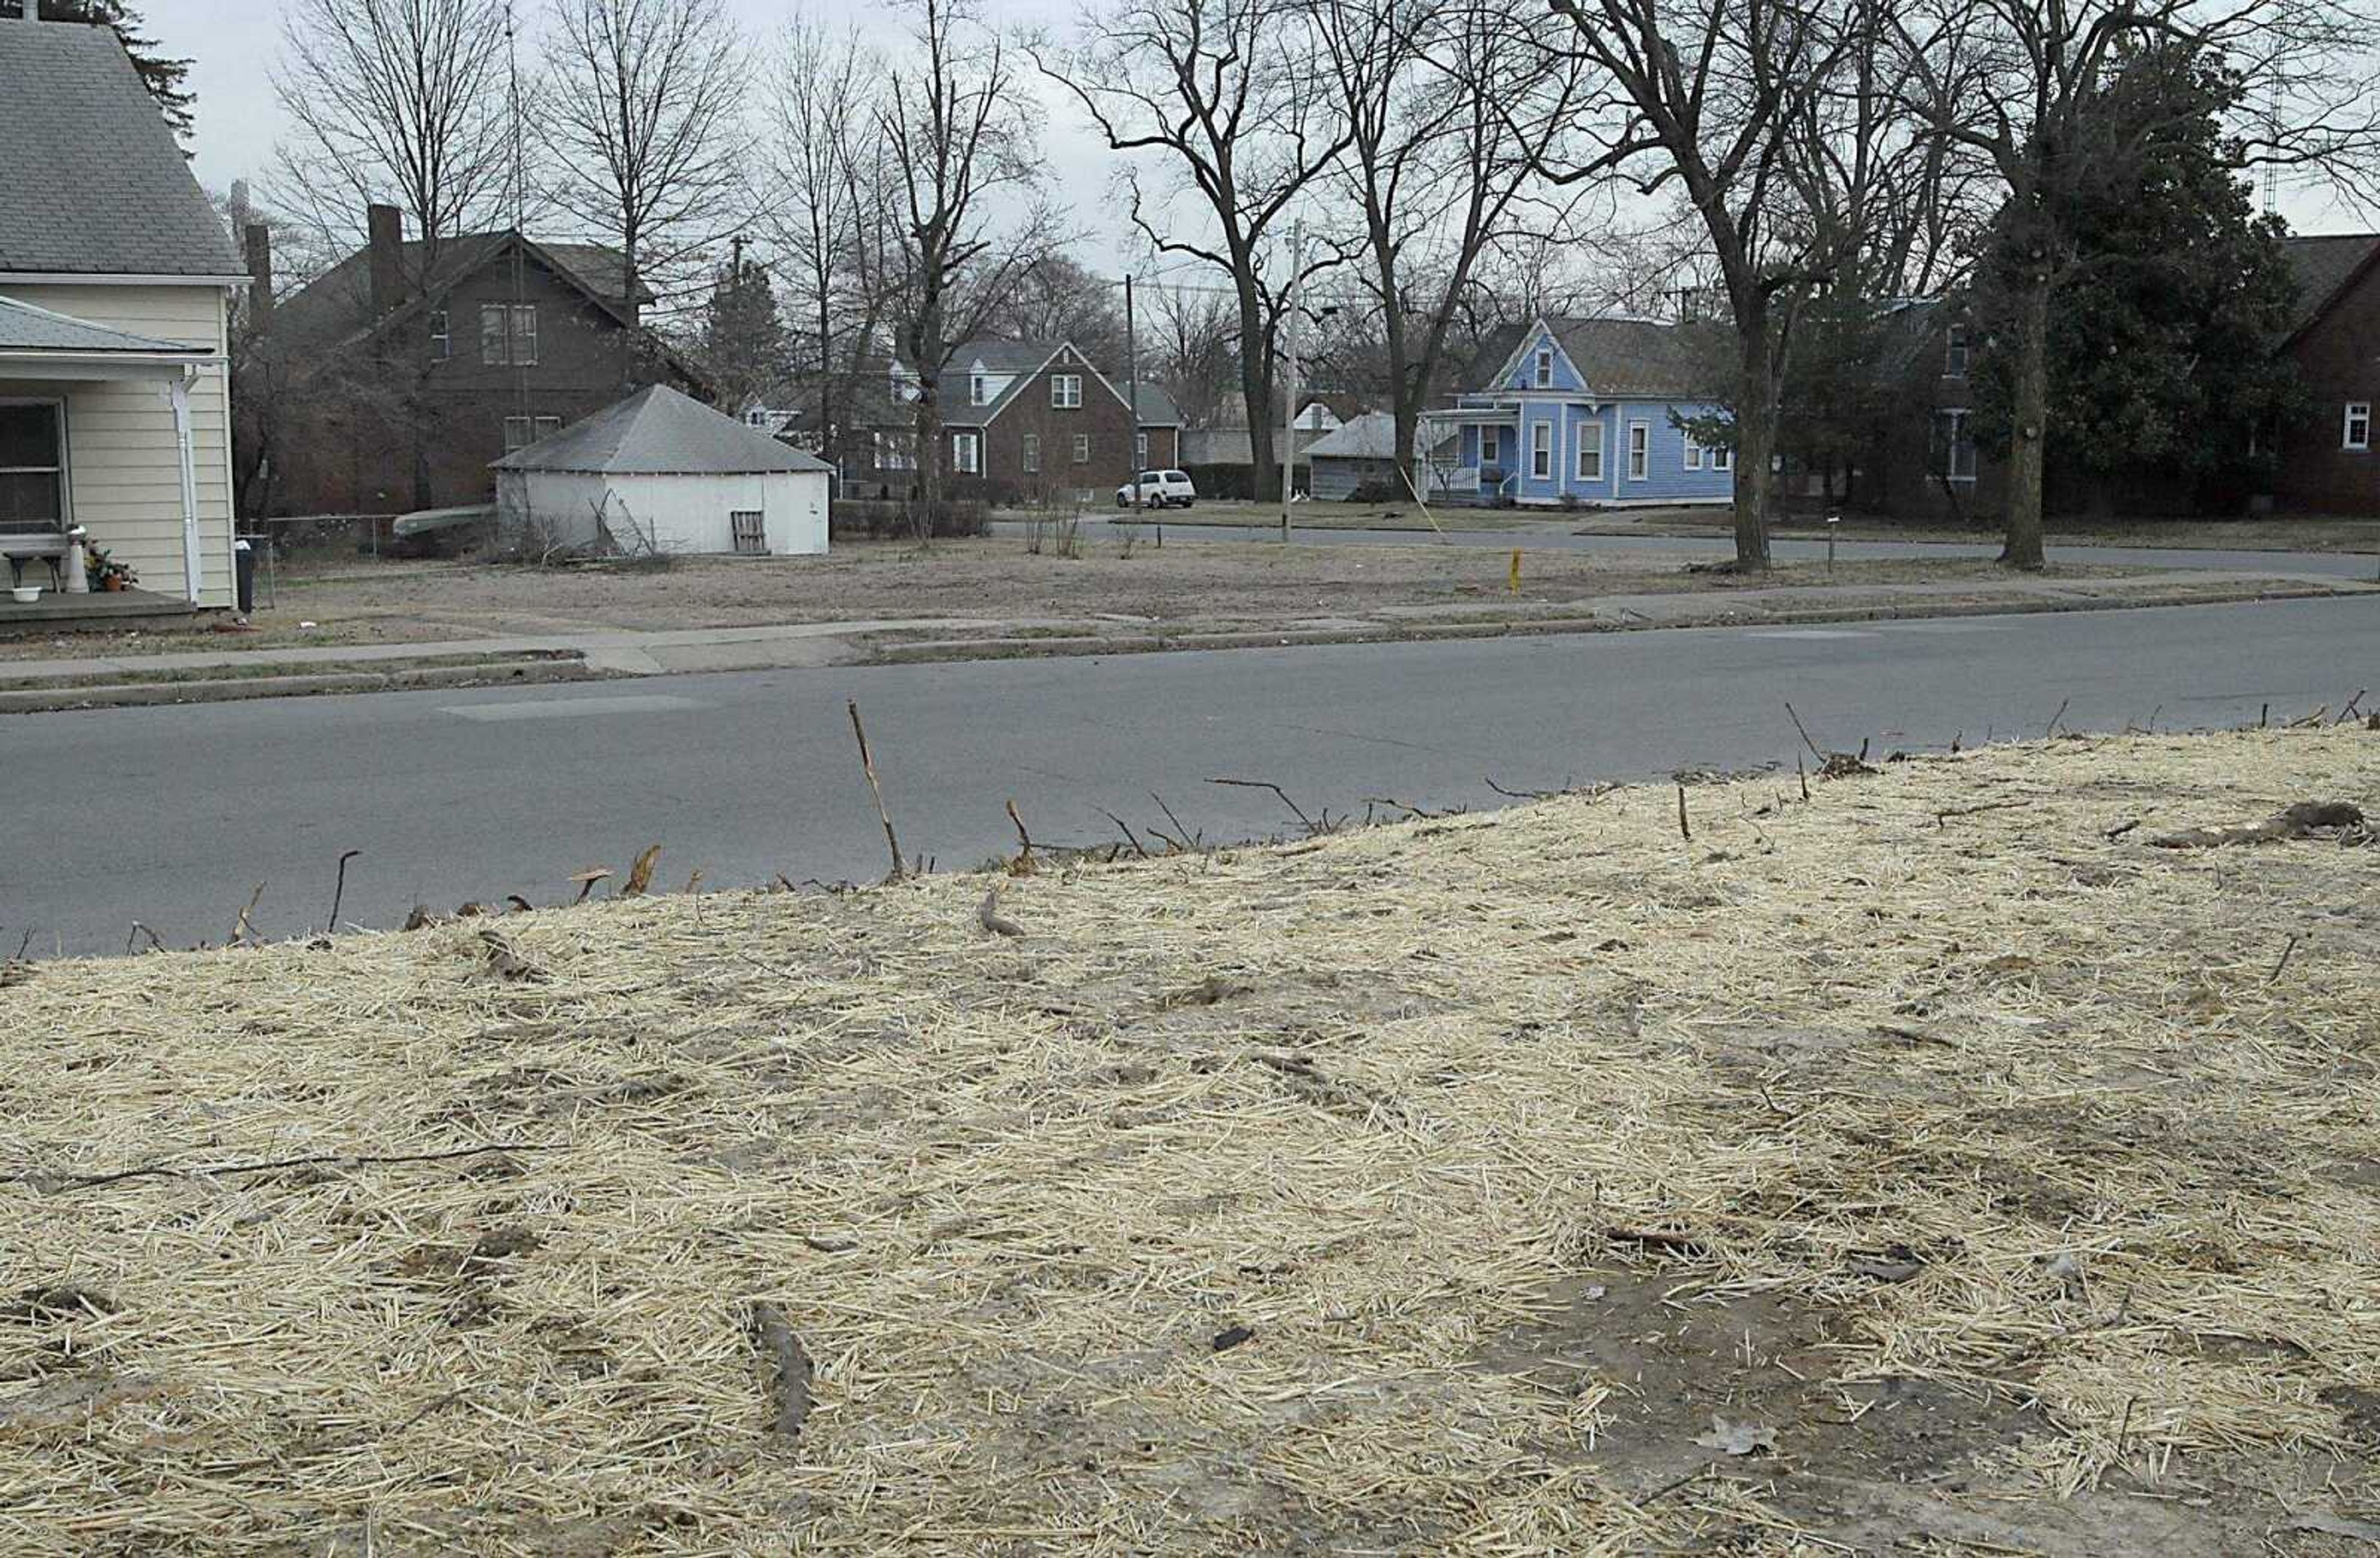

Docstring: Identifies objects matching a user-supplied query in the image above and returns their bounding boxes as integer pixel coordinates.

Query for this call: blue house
[1430,317,1735,507]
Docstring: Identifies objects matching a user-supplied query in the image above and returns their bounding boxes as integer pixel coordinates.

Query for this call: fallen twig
[1783,701,1827,764]
[1097,808,1150,859]
[2267,934,2301,986]
[620,844,662,898]
[1006,798,1036,874]
[327,849,362,934]
[1676,784,1690,842]
[2045,696,2071,737]
[2146,801,2365,849]
[977,882,1025,938]
[20,1141,549,1193]
[231,883,266,947]
[848,700,904,882]
[1209,776,1320,834]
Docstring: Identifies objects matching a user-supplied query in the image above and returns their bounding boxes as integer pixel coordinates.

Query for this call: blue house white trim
[1426,316,1735,507]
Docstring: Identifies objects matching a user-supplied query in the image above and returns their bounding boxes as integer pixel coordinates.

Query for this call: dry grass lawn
[0,539,2142,660]
[2,730,2376,1553]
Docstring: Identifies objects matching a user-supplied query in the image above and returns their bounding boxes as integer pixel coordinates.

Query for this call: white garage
[491,384,832,557]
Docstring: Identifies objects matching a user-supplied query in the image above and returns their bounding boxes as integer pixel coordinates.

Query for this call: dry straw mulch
[2,730,2376,1554]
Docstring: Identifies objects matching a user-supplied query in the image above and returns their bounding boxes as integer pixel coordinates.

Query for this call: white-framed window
[952,431,981,475]
[1051,374,1083,409]
[480,303,536,365]
[1135,432,1149,465]
[1021,433,1041,473]
[2345,402,2371,451]
[1072,433,1091,463]
[1684,436,1705,472]
[1627,422,1651,480]
[1480,427,1501,466]
[0,399,68,528]
[1945,324,1970,377]
[969,372,988,406]
[874,430,916,471]
[502,415,534,451]
[534,415,562,440]
[1710,443,1733,472]
[1534,346,1554,388]
[428,309,451,361]
[1575,422,1603,482]
[1530,421,1551,478]
[744,408,770,427]
[1938,409,1978,482]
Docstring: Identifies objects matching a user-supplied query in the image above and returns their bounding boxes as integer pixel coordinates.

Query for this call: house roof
[919,339,1185,428]
[491,384,835,475]
[273,229,652,352]
[0,293,206,354]
[1469,316,1719,399]
[1305,411,1456,461]
[0,20,242,277]
[2280,234,2380,339]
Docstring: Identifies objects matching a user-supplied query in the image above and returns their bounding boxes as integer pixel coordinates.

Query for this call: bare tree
[271,0,514,278]
[1147,281,1243,431]
[981,256,1132,366]
[881,0,1054,517]
[539,0,746,314]
[1544,0,1871,569]
[759,14,901,472]
[1893,0,2380,566]
[1038,0,1351,500]
[1313,0,1589,495]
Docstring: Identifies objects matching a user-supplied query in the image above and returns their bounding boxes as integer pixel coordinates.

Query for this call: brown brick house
[849,340,1182,504]
[2275,233,2380,515]
[250,205,703,516]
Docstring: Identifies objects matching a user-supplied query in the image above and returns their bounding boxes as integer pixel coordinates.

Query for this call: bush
[831,497,989,540]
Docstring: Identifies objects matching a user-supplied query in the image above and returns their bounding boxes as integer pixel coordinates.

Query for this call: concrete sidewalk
[0,569,2368,712]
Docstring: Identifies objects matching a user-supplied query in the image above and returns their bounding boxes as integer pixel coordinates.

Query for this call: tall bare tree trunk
[1732,304,1776,570]
[1236,274,1277,500]
[2001,268,2051,569]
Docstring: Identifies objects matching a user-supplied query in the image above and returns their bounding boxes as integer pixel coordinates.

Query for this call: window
[1709,443,1733,472]
[745,409,771,427]
[729,510,767,555]
[480,303,537,365]
[1530,421,1551,479]
[874,430,916,471]
[1576,423,1603,482]
[1479,427,1501,466]
[1534,347,1554,388]
[1021,433,1041,473]
[1945,324,1970,377]
[1684,436,1704,472]
[1072,433,1091,463]
[428,310,451,361]
[0,401,66,528]
[970,373,988,406]
[952,431,981,475]
[1135,432,1149,466]
[2345,402,2371,452]
[534,415,562,440]
[503,415,534,451]
[1051,374,1083,409]
[1937,409,1978,482]
[1628,422,1650,480]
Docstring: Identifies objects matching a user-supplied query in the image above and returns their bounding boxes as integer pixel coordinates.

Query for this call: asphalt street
[1033,515,2380,581]
[6,593,2373,957]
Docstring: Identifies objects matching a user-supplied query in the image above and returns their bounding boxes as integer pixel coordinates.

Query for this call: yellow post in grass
[1509,548,1522,593]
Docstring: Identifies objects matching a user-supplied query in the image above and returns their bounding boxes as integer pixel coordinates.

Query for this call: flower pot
[102,576,126,591]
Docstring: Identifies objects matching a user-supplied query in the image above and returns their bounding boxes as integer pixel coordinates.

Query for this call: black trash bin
[234,536,257,615]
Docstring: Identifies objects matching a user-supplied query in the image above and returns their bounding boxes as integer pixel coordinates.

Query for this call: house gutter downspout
[170,368,201,604]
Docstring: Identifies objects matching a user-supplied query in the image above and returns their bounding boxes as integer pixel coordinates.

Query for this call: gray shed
[492,384,834,556]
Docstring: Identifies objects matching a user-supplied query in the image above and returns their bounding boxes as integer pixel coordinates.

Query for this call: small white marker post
[1826,512,1840,575]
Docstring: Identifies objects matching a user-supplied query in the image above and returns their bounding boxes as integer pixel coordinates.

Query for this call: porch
[0,585,196,638]
[0,293,221,611]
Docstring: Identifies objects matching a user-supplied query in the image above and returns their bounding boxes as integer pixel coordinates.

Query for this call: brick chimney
[244,224,273,326]
[366,203,405,316]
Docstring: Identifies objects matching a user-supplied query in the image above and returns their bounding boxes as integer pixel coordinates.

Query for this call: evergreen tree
[701,254,787,417]
[39,1,194,146]
[1968,48,2301,512]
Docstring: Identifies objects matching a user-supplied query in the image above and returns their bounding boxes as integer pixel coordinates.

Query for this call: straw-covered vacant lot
[2,730,2376,1552]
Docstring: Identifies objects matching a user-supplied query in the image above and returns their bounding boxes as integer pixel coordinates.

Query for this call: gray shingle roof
[0,293,204,353]
[0,21,242,277]
[492,384,835,474]
[1467,316,1721,399]
[928,339,1183,426]
[272,230,650,352]
[2280,234,2380,337]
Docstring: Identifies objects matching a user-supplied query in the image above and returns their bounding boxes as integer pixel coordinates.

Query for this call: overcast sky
[165,0,2355,283]
[171,0,1154,273]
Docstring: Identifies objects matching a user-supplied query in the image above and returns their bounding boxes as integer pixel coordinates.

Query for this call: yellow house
[0,15,241,618]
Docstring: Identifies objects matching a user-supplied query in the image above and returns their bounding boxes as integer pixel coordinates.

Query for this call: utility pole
[1125,273,1142,517]
[1280,217,1302,542]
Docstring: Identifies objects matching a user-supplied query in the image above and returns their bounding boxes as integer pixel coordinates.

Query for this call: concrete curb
[0,655,598,715]
[868,583,2367,666]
